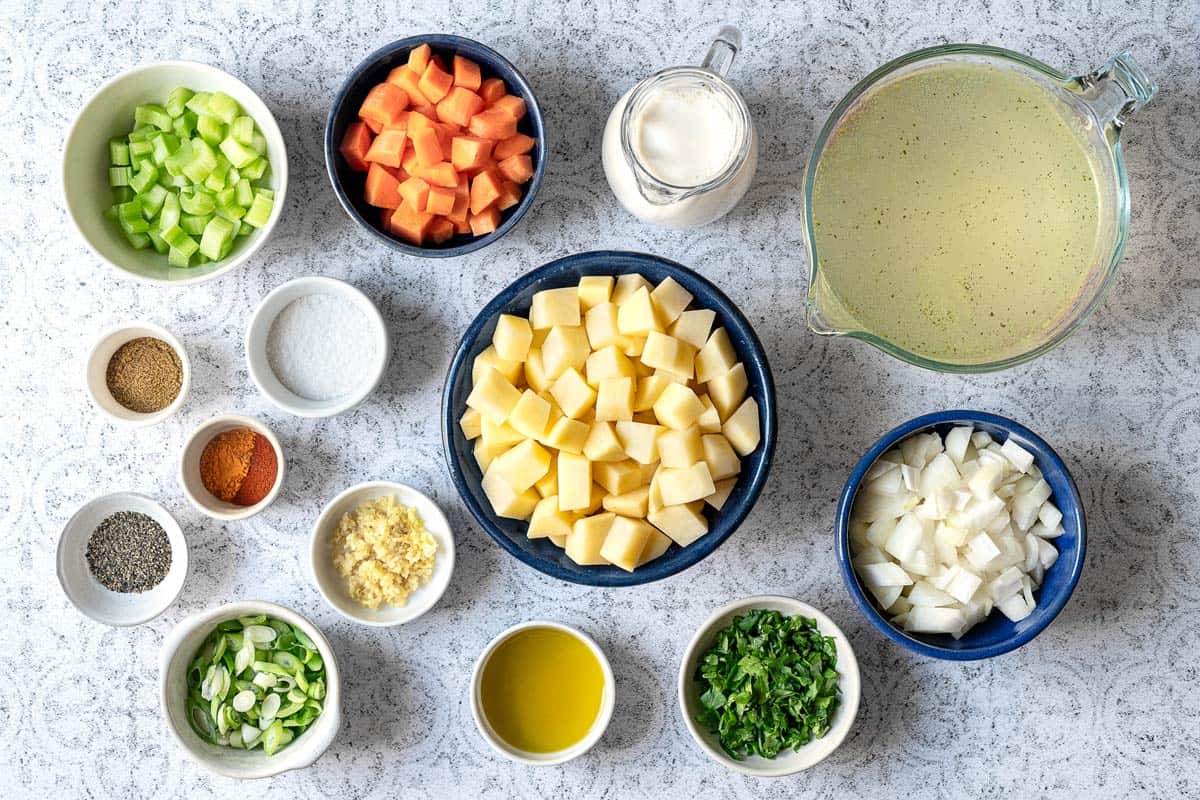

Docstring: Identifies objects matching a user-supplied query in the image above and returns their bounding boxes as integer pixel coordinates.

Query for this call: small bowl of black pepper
[85,320,190,426]
[57,492,188,626]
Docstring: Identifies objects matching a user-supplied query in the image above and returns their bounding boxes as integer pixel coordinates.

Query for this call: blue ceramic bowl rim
[323,33,547,258]
[441,250,777,587]
[835,410,1087,660]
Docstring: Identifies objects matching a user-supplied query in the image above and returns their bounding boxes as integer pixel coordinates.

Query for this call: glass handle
[701,25,741,78]
[1076,51,1158,134]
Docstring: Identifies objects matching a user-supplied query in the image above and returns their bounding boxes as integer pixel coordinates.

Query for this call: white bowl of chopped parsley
[677,595,860,776]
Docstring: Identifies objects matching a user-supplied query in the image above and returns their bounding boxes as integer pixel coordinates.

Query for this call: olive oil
[479,627,605,753]
[810,60,1112,365]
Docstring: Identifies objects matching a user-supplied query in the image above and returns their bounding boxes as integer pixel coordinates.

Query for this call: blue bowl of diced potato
[441,250,777,587]
[63,61,288,286]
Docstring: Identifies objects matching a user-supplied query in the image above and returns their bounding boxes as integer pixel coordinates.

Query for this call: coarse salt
[266,293,377,401]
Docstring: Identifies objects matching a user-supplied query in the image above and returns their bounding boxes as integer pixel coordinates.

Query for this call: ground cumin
[106,337,182,413]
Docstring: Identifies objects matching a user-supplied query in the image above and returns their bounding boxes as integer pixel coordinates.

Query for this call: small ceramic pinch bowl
[245,276,390,418]
[159,600,341,779]
[836,410,1086,660]
[63,61,287,286]
[85,320,191,426]
[678,595,861,777]
[57,492,189,626]
[310,480,456,626]
[179,413,285,521]
[470,620,615,765]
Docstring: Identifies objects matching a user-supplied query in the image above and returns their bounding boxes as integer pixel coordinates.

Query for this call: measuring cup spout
[1075,51,1157,135]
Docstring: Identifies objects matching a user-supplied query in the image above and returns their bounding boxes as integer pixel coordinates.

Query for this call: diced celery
[104,205,119,222]
[203,171,225,193]
[131,157,154,175]
[173,111,198,138]
[180,190,215,215]
[146,227,169,254]
[239,157,267,181]
[151,133,179,165]
[195,252,210,265]
[197,114,225,146]
[163,172,191,189]
[168,247,195,268]
[243,194,273,228]
[125,230,151,249]
[108,166,131,187]
[234,178,253,207]
[109,138,130,166]
[140,184,168,217]
[127,125,155,143]
[129,163,159,194]
[215,204,247,222]
[237,221,253,236]
[166,87,195,118]
[161,224,195,250]
[135,103,173,131]
[159,192,181,230]
[214,186,235,208]
[183,138,218,182]
[118,201,149,233]
[180,214,209,236]
[249,132,268,156]
[164,138,194,177]
[230,116,254,145]
[227,167,240,185]
[206,92,240,124]
[185,92,211,115]
[199,216,235,260]
[112,186,135,203]
[219,136,256,169]
[255,188,274,200]
[129,140,154,160]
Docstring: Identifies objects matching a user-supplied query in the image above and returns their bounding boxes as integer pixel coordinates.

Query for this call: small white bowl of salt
[246,276,390,418]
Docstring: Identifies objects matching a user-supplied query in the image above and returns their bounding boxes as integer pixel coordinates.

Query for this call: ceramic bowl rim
[178,413,286,520]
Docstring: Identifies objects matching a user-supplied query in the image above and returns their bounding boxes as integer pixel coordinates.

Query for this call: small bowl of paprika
[180,413,285,521]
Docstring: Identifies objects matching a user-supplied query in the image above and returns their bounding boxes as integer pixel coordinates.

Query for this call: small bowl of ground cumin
[86,321,190,426]
[180,414,286,520]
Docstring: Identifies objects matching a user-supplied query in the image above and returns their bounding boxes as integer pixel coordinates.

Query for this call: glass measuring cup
[601,26,758,228]
[802,45,1157,372]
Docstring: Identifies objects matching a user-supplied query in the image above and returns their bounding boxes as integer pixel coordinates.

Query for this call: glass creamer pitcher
[802,45,1157,372]
[602,26,758,228]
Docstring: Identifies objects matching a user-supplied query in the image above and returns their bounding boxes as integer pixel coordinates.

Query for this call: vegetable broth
[479,627,604,753]
[810,60,1112,364]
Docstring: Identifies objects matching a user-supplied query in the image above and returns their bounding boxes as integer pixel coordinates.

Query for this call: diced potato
[557,451,593,511]
[481,416,525,449]
[702,433,741,480]
[490,438,551,492]
[523,348,552,393]
[549,368,597,419]
[697,394,722,433]
[534,452,558,497]
[548,534,568,548]
[641,332,696,378]
[474,438,510,472]
[565,512,615,565]
[531,327,551,349]
[583,421,626,462]
[669,309,715,349]
[722,397,761,456]
[530,286,580,329]
[473,345,524,385]
[615,420,663,464]
[594,459,644,495]
[584,302,622,350]
[648,501,708,546]
[466,367,522,424]
[603,485,650,517]
[634,374,674,412]
[695,328,737,383]
[578,275,614,310]
[583,482,607,514]
[599,516,655,572]
[620,334,648,358]
[706,477,736,510]
[658,425,703,468]
[595,376,635,421]
[528,495,577,539]
[509,389,551,439]
[657,461,716,506]
[611,273,651,305]
[650,277,692,324]
[648,468,665,513]
[616,287,663,335]
[482,466,540,520]
[585,345,636,385]
[707,363,748,420]
[636,529,673,566]
[542,325,591,380]
[634,359,656,378]
[492,313,533,362]
[653,383,704,430]
[545,416,589,454]
[459,408,482,440]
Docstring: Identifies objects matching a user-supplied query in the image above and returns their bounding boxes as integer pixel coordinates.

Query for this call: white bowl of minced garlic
[309,481,455,626]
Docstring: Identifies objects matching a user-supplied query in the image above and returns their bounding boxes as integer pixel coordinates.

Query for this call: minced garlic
[331,495,437,609]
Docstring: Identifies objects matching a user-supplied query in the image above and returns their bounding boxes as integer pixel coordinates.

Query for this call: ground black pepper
[86,511,172,593]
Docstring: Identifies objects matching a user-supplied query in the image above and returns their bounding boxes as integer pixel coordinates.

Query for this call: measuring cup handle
[701,25,742,78]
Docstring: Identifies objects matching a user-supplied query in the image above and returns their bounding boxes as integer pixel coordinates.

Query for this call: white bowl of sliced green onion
[160,601,340,779]
[63,61,287,286]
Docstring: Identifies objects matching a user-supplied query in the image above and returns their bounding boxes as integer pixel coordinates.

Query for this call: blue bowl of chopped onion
[836,410,1085,660]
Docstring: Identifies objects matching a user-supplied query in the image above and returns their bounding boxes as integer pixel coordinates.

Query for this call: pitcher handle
[1075,51,1157,134]
[701,25,741,78]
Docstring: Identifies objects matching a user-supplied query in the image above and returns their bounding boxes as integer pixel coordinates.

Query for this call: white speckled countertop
[2,0,1198,797]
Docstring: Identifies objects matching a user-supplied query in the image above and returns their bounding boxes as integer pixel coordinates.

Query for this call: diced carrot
[425,184,456,215]
[407,111,436,134]
[468,108,518,140]
[339,121,373,172]
[359,82,409,130]
[449,175,470,222]
[363,128,408,168]
[496,180,522,211]
[497,153,534,184]
[430,53,448,71]
[381,207,395,233]
[390,201,435,245]
[493,133,536,160]
[435,122,460,152]
[363,116,383,134]
[418,62,454,104]
[467,159,496,179]
[470,168,503,214]
[408,44,432,74]
[409,161,459,188]
[385,66,408,87]
[453,217,472,234]
[452,55,482,91]
[364,162,403,208]
[401,147,420,175]
[410,126,443,167]
[391,67,432,107]
[428,216,456,244]
[450,136,494,172]
[380,163,403,181]
[490,94,527,121]
[398,176,431,210]
[479,77,506,104]
[469,205,502,236]
[382,112,409,137]
[436,86,485,127]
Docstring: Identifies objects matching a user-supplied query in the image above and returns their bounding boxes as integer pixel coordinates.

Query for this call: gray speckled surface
[2,0,1198,797]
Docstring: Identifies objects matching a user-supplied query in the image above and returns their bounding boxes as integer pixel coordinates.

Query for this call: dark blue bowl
[324,34,547,258]
[442,251,777,586]
[836,411,1086,660]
